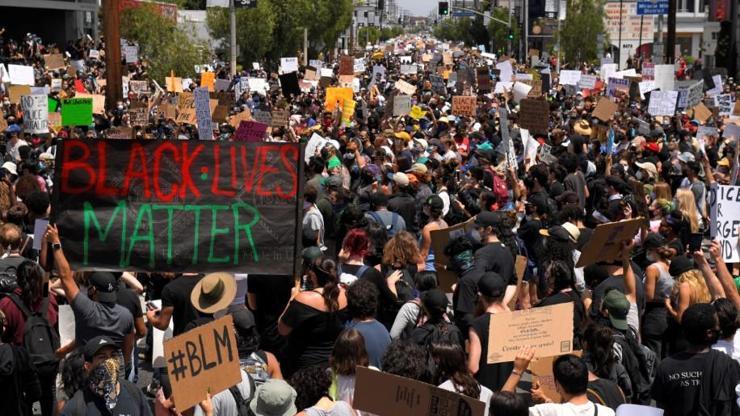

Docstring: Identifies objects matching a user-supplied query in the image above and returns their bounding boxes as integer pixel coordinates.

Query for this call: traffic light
[507,29,513,40]
[438,2,449,15]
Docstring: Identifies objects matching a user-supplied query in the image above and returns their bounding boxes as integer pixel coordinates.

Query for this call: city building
[0,0,98,47]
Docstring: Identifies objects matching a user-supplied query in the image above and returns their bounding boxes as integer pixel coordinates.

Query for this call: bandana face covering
[87,353,124,410]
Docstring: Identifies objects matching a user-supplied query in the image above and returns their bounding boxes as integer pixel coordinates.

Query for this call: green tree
[304,0,354,54]
[557,0,606,64]
[121,5,211,83]
[487,7,519,55]
[206,2,276,67]
[358,26,382,46]
[432,17,476,45]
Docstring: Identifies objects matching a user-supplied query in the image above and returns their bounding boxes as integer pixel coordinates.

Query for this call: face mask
[87,354,124,410]
[636,171,644,181]
[646,252,657,262]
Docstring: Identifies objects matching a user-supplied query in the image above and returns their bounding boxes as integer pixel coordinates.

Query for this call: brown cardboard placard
[128,106,149,127]
[166,76,183,93]
[158,103,177,121]
[487,302,574,364]
[394,80,416,96]
[508,255,528,309]
[44,53,65,70]
[0,113,7,132]
[75,93,106,115]
[518,98,549,133]
[592,97,618,122]
[690,102,712,124]
[176,107,196,125]
[575,217,643,268]
[353,367,486,416]
[164,315,241,412]
[8,85,31,104]
[430,217,477,269]
[529,350,583,403]
[271,108,290,128]
[229,109,252,128]
[107,126,133,140]
[339,55,354,76]
[452,96,476,117]
[212,105,229,123]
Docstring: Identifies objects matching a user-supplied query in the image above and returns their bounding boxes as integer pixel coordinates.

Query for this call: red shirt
[0,289,58,346]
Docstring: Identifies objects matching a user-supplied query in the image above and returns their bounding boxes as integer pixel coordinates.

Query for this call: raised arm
[693,249,725,300]
[45,224,78,302]
[708,241,738,308]
[622,240,637,304]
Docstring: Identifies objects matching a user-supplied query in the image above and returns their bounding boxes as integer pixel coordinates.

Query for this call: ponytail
[313,257,340,312]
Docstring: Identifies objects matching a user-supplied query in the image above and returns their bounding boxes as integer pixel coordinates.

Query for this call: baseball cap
[421,289,449,314]
[643,232,667,250]
[669,255,695,277]
[603,289,630,331]
[83,335,119,361]
[424,194,444,210]
[634,161,658,180]
[302,246,323,263]
[406,163,428,176]
[478,272,507,298]
[677,152,696,163]
[475,211,505,228]
[390,172,410,187]
[539,225,577,243]
[89,272,118,303]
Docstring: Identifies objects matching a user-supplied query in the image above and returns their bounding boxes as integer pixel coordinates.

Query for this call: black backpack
[229,373,256,416]
[6,293,60,376]
[612,329,651,405]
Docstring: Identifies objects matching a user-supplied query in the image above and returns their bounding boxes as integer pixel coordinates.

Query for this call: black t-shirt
[651,349,740,416]
[61,380,152,416]
[116,286,142,319]
[474,242,516,285]
[452,267,485,338]
[587,378,626,410]
[471,312,514,392]
[247,274,293,353]
[161,275,203,336]
[373,265,415,329]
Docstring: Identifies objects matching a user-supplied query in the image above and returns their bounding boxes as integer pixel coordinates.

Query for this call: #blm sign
[487,302,574,364]
[353,367,486,416]
[164,315,241,411]
[52,140,302,274]
[709,185,740,263]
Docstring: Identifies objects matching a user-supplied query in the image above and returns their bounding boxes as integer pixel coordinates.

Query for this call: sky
[397,0,437,17]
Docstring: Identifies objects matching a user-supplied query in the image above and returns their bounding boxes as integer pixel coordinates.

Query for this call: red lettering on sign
[180,142,203,199]
[60,140,95,194]
[256,146,279,197]
[277,145,299,200]
[211,144,236,197]
[94,141,120,197]
[238,145,259,194]
[122,142,152,198]
[153,142,180,202]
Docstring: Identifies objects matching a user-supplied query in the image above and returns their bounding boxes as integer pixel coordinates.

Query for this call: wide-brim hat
[190,272,237,314]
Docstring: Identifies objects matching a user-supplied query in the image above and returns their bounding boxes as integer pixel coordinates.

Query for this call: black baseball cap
[669,255,695,277]
[478,272,507,298]
[425,195,444,210]
[89,272,118,303]
[83,336,119,361]
[475,211,505,228]
[643,233,667,250]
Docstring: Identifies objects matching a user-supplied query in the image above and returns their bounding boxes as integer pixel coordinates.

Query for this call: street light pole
[229,0,237,76]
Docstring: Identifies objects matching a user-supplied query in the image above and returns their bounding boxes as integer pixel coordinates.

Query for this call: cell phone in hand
[689,233,703,253]
[146,302,158,311]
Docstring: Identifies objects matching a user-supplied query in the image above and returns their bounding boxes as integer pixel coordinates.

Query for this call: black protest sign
[53,140,303,274]
[279,72,301,98]
[164,315,241,411]
[518,98,549,133]
[477,67,492,92]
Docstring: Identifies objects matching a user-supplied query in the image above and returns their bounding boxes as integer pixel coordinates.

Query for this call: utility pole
[617,0,623,69]
[666,0,676,63]
[303,28,308,66]
[524,0,529,64]
[229,0,237,76]
[103,0,122,109]
[508,0,513,56]
[556,0,563,72]
[654,14,664,63]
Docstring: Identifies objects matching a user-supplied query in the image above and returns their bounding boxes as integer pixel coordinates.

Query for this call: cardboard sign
[252,110,272,126]
[709,186,740,262]
[393,95,411,116]
[107,126,133,140]
[164,316,241,411]
[166,76,183,93]
[607,78,630,97]
[429,219,477,292]
[128,106,149,127]
[690,102,712,123]
[518,98,549,133]
[354,367,486,416]
[8,85,31,104]
[339,55,354,76]
[234,120,268,142]
[89,49,101,60]
[685,81,704,109]
[648,90,679,116]
[487,302,574,364]
[47,112,62,132]
[270,109,289,128]
[592,97,619,122]
[394,80,416,96]
[325,87,353,112]
[193,87,213,140]
[452,96,476,117]
[714,94,733,116]
[44,54,65,70]
[61,98,93,126]
[278,72,301,97]
[200,72,215,92]
[21,95,49,134]
[130,80,150,95]
[576,218,643,267]
[8,64,35,86]
[400,64,417,75]
[53,140,301,273]
[228,109,252,128]
[75,93,106,115]
[559,70,581,86]
[508,256,528,309]
[211,105,229,123]
[477,67,492,92]
[280,57,299,74]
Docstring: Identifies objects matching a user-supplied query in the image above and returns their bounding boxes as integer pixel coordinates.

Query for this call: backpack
[612,328,652,405]
[0,265,18,294]
[367,211,401,237]
[240,350,270,387]
[6,293,59,376]
[337,264,370,286]
[229,372,256,416]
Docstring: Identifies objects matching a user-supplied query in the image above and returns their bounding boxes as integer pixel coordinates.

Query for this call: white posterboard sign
[709,185,740,263]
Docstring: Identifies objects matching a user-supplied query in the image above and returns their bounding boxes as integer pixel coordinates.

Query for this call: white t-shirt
[438,380,492,416]
[713,332,740,365]
[529,401,615,416]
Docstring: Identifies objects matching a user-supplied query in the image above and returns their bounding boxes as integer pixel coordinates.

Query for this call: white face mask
[646,251,657,262]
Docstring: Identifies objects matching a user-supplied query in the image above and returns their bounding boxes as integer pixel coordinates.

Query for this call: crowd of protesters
[0,25,739,416]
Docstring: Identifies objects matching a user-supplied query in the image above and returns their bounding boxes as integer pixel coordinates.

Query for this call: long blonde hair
[675,188,699,233]
[673,269,711,305]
